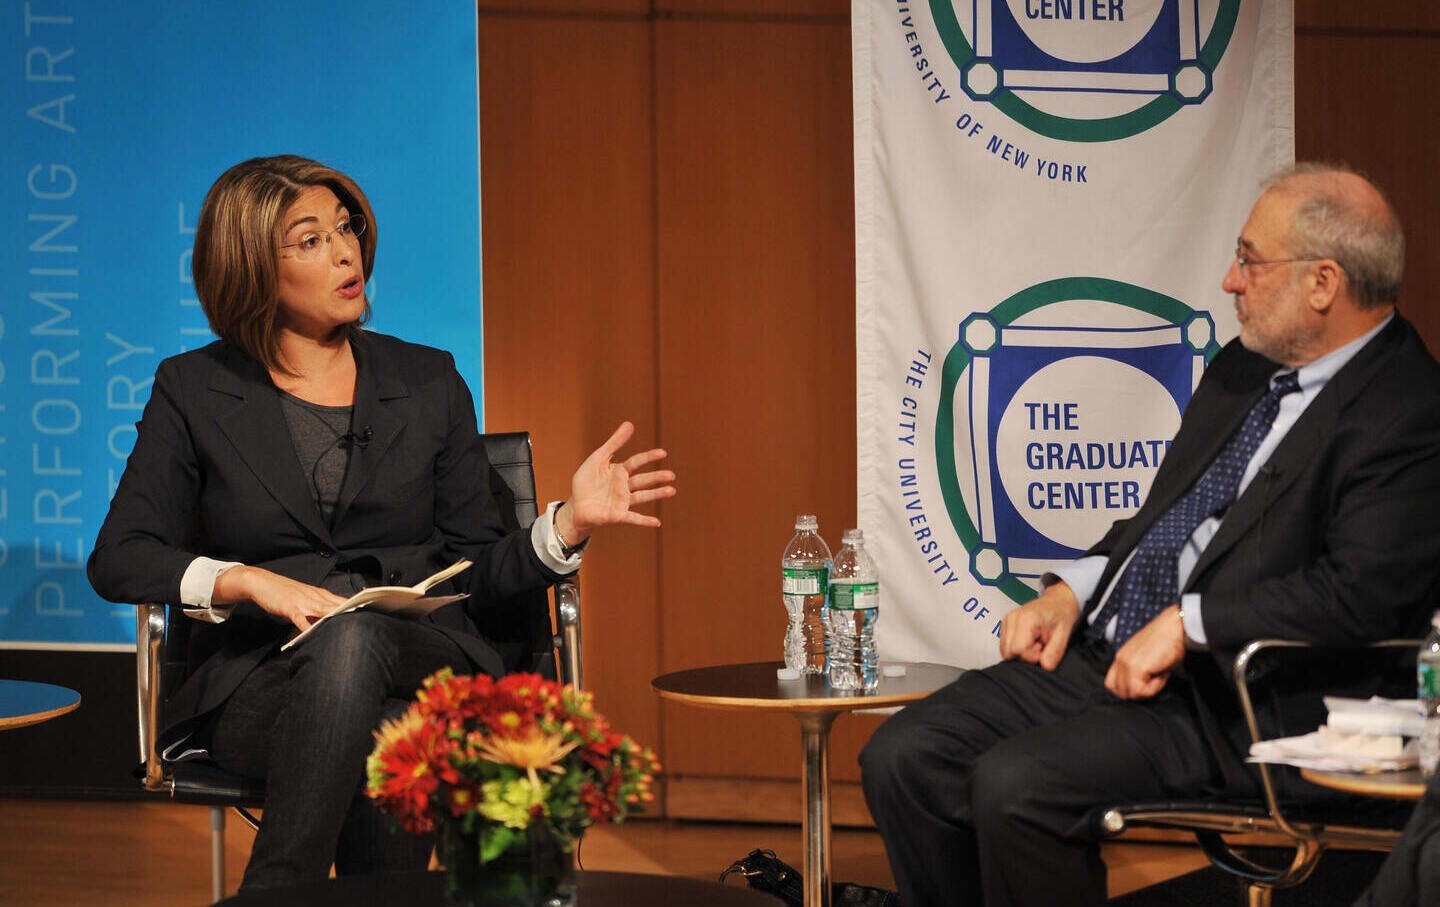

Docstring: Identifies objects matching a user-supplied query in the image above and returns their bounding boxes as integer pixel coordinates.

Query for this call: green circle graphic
[928,0,1241,143]
[934,277,1220,604]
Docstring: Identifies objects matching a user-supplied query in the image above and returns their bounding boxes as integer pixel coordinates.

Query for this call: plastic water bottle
[1419,610,1440,776]
[782,515,832,675]
[827,529,879,693]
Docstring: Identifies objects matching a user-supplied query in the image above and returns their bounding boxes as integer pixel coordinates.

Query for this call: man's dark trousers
[859,639,1256,906]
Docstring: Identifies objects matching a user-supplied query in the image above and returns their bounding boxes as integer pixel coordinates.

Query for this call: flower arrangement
[366,669,661,870]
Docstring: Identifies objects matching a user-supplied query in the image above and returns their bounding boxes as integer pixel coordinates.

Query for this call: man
[860,164,1440,906]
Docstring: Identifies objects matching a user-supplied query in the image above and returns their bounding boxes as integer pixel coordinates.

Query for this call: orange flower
[474,724,580,790]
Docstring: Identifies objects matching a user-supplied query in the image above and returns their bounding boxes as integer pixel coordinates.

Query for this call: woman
[87,155,674,890]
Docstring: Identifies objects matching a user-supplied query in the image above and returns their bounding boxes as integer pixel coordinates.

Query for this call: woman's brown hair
[191,155,377,373]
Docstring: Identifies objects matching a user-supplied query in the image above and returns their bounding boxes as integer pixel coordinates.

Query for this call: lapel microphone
[345,426,373,448]
[309,426,373,510]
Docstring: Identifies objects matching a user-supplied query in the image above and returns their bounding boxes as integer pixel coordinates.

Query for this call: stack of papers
[1323,696,1424,736]
[1247,697,1422,772]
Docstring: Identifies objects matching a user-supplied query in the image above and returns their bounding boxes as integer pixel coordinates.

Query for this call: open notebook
[281,559,473,651]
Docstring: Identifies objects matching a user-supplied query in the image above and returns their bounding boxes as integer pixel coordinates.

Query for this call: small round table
[0,679,81,731]
[652,661,963,907]
[1300,767,1426,801]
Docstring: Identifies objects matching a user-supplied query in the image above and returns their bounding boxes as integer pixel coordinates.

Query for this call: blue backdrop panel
[2,1,483,648]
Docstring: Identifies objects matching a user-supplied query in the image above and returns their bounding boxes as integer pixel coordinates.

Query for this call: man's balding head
[1263,163,1405,308]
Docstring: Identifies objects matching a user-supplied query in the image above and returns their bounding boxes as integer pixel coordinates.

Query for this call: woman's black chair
[133,431,583,903]
[1090,639,1418,907]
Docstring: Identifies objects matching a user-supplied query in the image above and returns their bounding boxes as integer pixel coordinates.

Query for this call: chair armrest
[1231,637,1421,841]
[553,578,583,690]
[1233,637,1423,745]
[136,604,169,792]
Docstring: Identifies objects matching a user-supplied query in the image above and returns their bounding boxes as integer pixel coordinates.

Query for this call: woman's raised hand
[559,422,675,545]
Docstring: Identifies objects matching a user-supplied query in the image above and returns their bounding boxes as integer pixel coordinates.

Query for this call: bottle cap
[776,667,802,681]
[882,664,907,678]
[795,515,818,531]
[842,528,865,544]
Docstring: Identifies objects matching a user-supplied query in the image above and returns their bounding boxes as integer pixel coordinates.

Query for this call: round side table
[653,661,962,907]
[0,679,81,731]
[1300,767,1426,801]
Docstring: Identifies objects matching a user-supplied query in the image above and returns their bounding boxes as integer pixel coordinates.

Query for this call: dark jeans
[859,641,1256,907]
[210,611,474,891]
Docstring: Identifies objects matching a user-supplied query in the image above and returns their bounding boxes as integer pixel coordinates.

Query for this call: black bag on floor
[721,849,900,907]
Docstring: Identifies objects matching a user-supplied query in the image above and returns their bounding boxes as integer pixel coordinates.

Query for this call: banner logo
[932,278,1217,604]
[929,0,1240,142]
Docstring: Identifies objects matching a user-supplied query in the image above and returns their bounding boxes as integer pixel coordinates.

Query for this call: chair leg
[1245,882,1272,907]
[210,806,226,903]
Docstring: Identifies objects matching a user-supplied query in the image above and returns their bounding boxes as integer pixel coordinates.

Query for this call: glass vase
[440,821,576,907]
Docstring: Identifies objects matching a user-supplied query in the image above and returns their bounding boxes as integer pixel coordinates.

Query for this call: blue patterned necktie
[1088,371,1301,647]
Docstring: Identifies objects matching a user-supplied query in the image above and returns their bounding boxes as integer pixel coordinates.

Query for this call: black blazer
[1082,316,1440,776]
[88,331,561,745]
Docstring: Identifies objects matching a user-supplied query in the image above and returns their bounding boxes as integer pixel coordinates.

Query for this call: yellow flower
[478,779,548,829]
[475,727,580,790]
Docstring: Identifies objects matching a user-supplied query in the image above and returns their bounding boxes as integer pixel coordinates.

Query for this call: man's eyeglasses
[280,215,367,262]
[1233,249,1325,280]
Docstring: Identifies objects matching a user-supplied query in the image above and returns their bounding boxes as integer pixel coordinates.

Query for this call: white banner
[854,0,1293,668]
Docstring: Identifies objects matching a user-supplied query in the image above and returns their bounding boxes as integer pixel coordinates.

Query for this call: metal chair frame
[1094,638,1419,906]
[133,431,583,903]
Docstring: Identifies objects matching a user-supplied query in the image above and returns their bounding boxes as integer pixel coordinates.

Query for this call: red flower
[366,708,452,833]
[446,783,480,818]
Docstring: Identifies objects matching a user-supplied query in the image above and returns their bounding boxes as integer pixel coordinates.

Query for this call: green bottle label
[828,581,879,610]
[783,567,828,595]
[1421,663,1440,699]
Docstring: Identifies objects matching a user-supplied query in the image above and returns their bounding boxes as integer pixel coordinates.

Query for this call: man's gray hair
[1264,162,1404,308]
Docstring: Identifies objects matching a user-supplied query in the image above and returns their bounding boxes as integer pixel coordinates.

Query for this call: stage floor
[0,798,1207,905]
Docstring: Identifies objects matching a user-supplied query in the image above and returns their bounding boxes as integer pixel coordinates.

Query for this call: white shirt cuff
[179,556,243,623]
[532,501,583,575]
[1180,593,1207,648]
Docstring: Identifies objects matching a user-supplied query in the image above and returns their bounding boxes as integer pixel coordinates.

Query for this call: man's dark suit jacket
[88,331,562,749]
[1079,314,1440,787]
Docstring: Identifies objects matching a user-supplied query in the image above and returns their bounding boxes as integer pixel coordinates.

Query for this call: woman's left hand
[559,421,675,546]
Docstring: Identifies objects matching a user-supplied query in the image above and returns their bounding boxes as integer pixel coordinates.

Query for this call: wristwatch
[553,502,589,559]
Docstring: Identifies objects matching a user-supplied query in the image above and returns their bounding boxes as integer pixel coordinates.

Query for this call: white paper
[281,559,472,651]
[1323,696,1425,737]
[1248,726,1418,772]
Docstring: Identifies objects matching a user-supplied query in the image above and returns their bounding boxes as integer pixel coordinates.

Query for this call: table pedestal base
[798,711,838,907]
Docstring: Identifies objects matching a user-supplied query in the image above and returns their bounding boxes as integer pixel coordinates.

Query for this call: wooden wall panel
[659,0,849,18]
[654,19,860,781]
[478,16,662,751]
[1295,34,1440,350]
[479,1,649,15]
[1297,0,1440,31]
